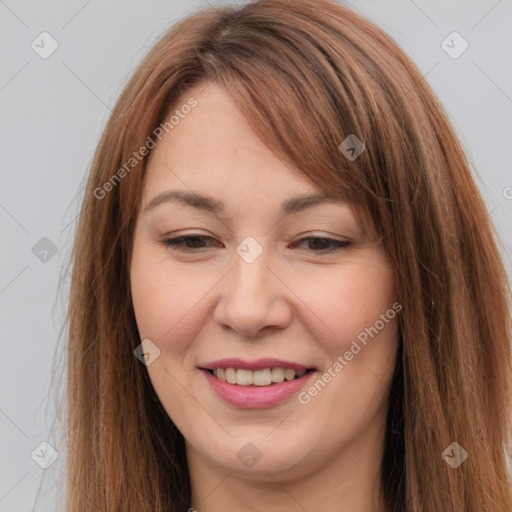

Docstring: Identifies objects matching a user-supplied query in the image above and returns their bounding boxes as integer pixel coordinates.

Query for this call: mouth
[198,358,318,407]
[200,364,317,408]
[202,367,316,387]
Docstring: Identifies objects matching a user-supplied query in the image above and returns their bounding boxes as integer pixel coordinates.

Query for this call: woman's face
[130,82,399,484]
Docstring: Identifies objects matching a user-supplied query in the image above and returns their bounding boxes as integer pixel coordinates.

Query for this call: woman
[63,0,512,510]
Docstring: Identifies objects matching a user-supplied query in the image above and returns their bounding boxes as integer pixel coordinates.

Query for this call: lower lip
[201,369,316,409]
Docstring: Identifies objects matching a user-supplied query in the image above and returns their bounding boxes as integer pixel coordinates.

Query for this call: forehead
[139,82,375,240]
[142,82,322,208]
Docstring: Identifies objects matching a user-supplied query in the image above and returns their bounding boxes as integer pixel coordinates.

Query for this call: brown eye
[290,237,352,252]
[163,235,351,254]
[163,235,222,252]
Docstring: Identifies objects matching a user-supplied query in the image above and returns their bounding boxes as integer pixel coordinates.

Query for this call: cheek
[130,245,210,353]
[292,259,397,356]
[291,262,398,433]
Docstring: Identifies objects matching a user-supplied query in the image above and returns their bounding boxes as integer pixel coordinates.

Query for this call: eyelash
[162,235,352,254]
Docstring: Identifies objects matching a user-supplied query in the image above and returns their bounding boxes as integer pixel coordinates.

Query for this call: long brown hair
[61,0,512,510]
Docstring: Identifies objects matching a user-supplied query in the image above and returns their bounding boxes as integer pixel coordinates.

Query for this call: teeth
[284,368,295,381]
[271,367,284,383]
[212,367,309,386]
[236,369,253,386]
[225,368,237,384]
[253,369,272,386]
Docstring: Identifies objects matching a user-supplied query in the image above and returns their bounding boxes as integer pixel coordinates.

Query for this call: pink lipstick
[199,358,316,409]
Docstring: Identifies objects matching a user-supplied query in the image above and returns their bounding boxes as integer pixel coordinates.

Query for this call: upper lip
[199,358,315,372]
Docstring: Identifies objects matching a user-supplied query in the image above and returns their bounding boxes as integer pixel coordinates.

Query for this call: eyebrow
[143,190,345,216]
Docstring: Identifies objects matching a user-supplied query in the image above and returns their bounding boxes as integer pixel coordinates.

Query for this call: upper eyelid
[163,234,352,250]
[164,233,350,242]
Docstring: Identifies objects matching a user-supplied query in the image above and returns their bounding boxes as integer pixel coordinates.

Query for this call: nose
[213,249,292,337]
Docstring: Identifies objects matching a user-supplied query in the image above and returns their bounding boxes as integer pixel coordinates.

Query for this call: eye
[290,236,352,253]
[163,235,222,252]
[162,235,351,254]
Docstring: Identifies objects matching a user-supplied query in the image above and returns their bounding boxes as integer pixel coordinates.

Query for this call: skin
[130,82,399,512]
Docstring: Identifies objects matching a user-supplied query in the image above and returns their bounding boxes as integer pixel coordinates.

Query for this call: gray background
[1,0,511,510]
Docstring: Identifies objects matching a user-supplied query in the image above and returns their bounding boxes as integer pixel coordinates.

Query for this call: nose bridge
[234,246,269,293]
[214,238,291,335]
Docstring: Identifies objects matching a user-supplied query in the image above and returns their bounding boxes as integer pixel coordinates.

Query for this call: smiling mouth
[204,367,315,387]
